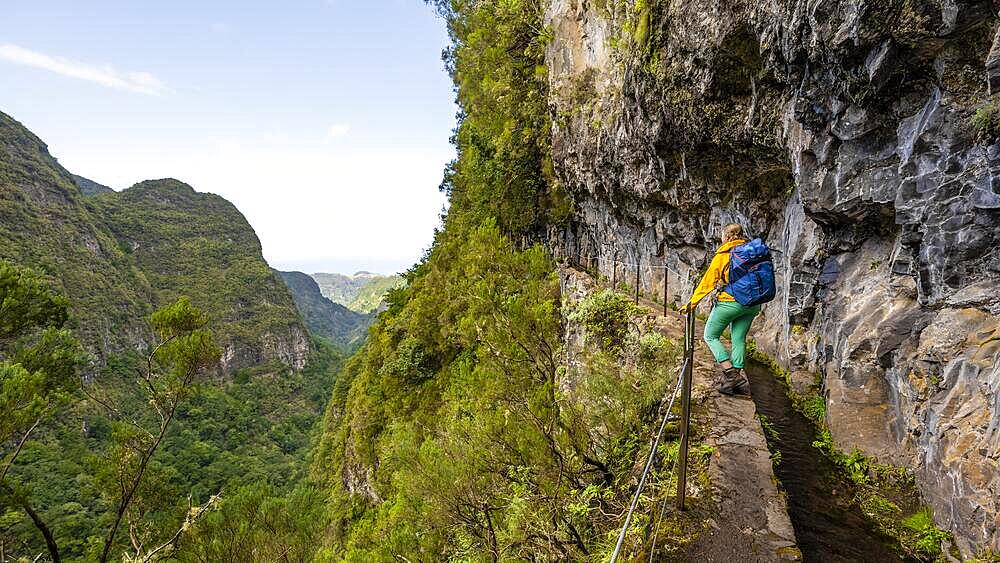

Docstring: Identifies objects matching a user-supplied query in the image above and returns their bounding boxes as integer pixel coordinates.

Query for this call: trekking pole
[676,306,695,510]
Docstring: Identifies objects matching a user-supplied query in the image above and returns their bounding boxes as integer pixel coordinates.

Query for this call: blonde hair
[722,223,744,243]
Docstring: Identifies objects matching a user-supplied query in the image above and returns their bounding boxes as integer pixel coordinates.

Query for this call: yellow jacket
[688,239,746,306]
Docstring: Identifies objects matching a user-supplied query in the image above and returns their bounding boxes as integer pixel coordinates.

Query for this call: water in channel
[745,360,917,563]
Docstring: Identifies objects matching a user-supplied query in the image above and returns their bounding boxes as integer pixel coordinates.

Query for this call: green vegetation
[0,111,152,353]
[567,288,643,353]
[0,262,86,561]
[902,509,953,558]
[1,266,222,561]
[92,297,221,562]
[425,0,566,236]
[0,261,86,485]
[174,483,328,561]
[307,0,718,557]
[314,224,570,559]
[799,393,826,425]
[349,275,404,313]
[312,232,696,559]
[972,102,1000,140]
[278,270,371,349]
[1,259,343,561]
[312,272,405,314]
[757,414,779,442]
[0,112,310,372]
[89,179,306,365]
[0,112,342,560]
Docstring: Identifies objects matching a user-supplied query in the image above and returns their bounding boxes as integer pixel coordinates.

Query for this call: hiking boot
[719,368,750,396]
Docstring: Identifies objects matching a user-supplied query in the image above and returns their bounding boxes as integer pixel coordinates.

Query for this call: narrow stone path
[641,300,801,562]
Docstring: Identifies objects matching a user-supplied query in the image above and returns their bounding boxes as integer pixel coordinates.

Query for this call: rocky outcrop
[545,0,999,554]
[72,174,113,196]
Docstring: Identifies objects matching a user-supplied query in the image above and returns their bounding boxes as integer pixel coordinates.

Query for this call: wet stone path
[643,303,800,562]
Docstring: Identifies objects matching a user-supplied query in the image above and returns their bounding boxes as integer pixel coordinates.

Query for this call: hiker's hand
[680,303,691,314]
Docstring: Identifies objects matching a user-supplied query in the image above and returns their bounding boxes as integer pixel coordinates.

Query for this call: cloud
[326,124,351,139]
[0,44,166,95]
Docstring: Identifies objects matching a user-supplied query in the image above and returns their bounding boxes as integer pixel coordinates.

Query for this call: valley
[0,112,398,560]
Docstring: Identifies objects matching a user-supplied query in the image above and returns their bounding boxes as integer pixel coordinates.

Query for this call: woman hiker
[682,223,759,396]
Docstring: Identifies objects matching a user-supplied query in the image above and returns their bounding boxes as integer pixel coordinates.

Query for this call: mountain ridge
[0,110,310,373]
[311,271,403,313]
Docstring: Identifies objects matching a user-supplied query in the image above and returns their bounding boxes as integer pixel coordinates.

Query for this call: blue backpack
[720,239,776,307]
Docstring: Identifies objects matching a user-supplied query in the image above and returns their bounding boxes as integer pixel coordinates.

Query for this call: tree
[174,483,327,563]
[0,261,85,563]
[88,297,221,562]
[0,260,221,563]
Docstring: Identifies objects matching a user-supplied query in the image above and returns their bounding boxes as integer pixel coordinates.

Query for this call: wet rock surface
[545,0,1000,554]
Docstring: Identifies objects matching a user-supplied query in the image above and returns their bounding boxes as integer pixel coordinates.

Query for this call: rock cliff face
[544,0,999,554]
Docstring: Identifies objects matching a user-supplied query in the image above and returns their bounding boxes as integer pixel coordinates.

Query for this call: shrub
[799,394,826,425]
[901,508,950,557]
[638,331,674,365]
[568,289,644,353]
[972,102,1000,140]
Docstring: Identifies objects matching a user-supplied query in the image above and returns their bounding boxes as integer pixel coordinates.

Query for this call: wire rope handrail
[609,306,696,563]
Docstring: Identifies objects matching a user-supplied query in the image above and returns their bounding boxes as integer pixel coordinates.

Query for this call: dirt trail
[641,300,801,562]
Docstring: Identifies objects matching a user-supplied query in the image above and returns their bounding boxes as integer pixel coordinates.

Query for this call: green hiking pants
[704,301,761,369]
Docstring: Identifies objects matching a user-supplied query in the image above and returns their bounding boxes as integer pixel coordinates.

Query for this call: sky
[0,1,456,275]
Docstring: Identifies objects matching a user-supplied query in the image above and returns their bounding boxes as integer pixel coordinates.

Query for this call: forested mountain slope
[312,271,404,313]
[0,111,336,561]
[278,270,372,349]
[0,112,154,356]
[89,179,310,371]
[0,111,310,372]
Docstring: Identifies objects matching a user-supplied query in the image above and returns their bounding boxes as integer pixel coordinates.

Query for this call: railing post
[676,308,695,510]
[612,250,618,290]
[662,263,669,317]
[634,245,640,305]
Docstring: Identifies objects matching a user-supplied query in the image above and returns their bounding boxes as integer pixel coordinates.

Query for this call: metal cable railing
[559,247,696,316]
[609,307,696,563]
